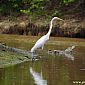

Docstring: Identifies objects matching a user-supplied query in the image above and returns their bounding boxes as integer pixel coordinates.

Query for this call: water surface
[0,35,85,85]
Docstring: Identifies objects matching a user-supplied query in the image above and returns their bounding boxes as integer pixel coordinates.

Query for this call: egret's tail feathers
[31,47,34,53]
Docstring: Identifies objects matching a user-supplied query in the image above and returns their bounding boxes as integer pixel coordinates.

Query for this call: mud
[0,18,85,38]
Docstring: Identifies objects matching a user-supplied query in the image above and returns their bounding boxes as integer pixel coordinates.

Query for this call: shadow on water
[0,46,85,85]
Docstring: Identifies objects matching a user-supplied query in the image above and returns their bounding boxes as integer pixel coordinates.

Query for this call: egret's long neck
[47,20,53,36]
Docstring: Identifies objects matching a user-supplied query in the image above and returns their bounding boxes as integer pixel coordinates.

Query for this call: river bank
[0,16,85,38]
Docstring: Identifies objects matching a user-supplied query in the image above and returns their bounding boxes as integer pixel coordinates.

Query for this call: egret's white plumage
[31,17,63,52]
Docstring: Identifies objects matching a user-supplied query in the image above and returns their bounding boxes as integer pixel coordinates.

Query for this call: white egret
[31,17,63,52]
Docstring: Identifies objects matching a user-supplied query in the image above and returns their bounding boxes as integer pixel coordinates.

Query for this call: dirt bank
[0,16,85,38]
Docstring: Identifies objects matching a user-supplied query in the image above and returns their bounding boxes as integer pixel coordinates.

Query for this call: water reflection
[30,67,47,85]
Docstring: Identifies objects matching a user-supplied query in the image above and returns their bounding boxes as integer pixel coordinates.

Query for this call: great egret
[31,17,63,52]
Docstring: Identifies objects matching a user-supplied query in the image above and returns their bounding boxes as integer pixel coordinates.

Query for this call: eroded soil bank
[0,16,85,38]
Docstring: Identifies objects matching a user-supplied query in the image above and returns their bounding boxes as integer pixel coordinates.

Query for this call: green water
[0,46,85,85]
[0,35,85,85]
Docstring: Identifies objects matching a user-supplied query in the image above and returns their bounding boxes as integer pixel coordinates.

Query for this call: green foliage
[20,0,46,19]
[0,0,22,15]
[63,0,75,4]
[52,10,62,17]
[0,0,78,19]
[20,0,76,19]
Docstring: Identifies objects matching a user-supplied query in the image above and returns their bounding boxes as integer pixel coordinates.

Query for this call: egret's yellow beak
[57,17,63,21]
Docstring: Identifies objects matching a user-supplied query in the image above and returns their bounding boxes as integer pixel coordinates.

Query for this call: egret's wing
[35,35,46,44]
[31,35,46,52]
